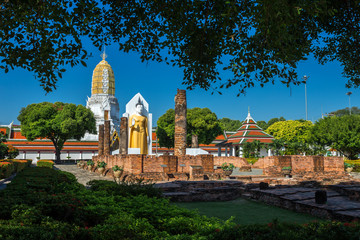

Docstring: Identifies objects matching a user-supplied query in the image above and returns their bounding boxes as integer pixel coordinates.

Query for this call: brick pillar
[104,120,111,155]
[98,124,104,155]
[174,89,187,156]
[120,117,128,154]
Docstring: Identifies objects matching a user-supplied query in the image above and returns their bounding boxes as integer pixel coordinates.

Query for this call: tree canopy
[17,102,96,161]
[2,1,360,94]
[311,115,360,160]
[330,106,360,116]
[156,107,223,148]
[219,118,242,131]
[0,131,19,159]
[266,120,313,143]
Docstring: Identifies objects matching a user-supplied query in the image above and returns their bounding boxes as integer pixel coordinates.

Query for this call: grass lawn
[175,198,322,225]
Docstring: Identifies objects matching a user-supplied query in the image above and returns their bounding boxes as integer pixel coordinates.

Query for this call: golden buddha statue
[129,100,149,154]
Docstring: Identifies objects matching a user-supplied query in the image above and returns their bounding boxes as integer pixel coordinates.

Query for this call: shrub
[246,157,259,165]
[221,162,235,171]
[87,160,94,166]
[24,159,32,167]
[345,160,360,172]
[97,161,107,168]
[88,179,163,198]
[6,145,19,159]
[37,160,54,168]
[7,159,28,173]
[0,162,14,179]
[112,165,123,172]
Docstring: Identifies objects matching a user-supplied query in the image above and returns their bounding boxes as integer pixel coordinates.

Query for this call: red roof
[224,112,274,145]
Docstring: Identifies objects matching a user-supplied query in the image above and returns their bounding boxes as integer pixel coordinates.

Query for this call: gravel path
[54,164,113,187]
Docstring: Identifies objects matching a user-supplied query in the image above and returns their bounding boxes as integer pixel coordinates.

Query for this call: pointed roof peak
[245,108,256,124]
[100,45,108,61]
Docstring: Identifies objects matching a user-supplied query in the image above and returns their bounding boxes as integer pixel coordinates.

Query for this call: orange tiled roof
[223,112,274,145]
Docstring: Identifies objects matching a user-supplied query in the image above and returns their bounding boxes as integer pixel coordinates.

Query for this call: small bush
[8,159,28,173]
[0,162,14,179]
[88,179,163,198]
[246,157,259,165]
[221,162,235,171]
[97,161,107,168]
[37,160,54,168]
[345,160,360,172]
[23,159,33,167]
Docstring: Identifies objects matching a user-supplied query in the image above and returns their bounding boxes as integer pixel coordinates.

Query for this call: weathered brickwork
[174,89,187,156]
[254,155,344,176]
[92,154,345,182]
[120,117,128,154]
[98,124,104,155]
[104,120,111,155]
[214,156,250,168]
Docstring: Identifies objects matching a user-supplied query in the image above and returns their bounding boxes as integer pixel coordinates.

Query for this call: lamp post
[346,92,352,115]
[303,75,309,121]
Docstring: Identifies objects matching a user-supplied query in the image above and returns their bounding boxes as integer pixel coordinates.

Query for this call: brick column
[174,89,187,156]
[120,117,128,154]
[104,120,111,155]
[98,124,104,155]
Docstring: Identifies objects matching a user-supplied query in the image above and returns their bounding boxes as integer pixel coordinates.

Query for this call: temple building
[84,51,120,140]
[216,111,274,157]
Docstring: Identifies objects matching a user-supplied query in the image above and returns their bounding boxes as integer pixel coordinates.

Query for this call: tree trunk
[191,135,199,148]
[55,148,61,163]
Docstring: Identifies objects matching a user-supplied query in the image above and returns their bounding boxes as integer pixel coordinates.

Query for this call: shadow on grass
[174,197,322,225]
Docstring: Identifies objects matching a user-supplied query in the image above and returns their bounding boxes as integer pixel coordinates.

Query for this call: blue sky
[0,42,358,126]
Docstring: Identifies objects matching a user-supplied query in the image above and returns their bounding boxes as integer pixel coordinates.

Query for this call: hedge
[0,162,14,179]
[6,159,28,173]
[36,160,54,168]
[1,168,360,239]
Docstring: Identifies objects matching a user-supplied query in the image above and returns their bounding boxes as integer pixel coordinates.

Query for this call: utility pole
[346,92,352,115]
[303,75,309,121]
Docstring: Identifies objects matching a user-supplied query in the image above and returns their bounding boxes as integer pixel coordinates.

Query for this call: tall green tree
[18,102,96,162]
[219,118,242,131]
[2,1,360,94]
[269,138,285,156]
[256,120,267,130]
[156,108,223,148]
[266,120,313,143]
[156,109,175,149]
[311,115,360,160]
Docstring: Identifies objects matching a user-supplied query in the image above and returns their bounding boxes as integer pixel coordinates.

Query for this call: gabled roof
[225,111,274,145]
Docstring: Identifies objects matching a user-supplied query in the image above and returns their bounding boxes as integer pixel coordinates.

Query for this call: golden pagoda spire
[91,47,115,96]
[100,45,107,61]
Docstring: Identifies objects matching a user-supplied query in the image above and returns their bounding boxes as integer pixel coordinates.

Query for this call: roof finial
[248,106,250,114]
[100,45,107,61]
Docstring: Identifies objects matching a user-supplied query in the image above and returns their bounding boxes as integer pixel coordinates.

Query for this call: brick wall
[324,156,343,172]
[214,156,250,168]
[291,155,314,173]
[254,155,344,176]
[92,154,345,179]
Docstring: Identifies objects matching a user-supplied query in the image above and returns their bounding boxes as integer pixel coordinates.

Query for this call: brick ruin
[91,153,346,182]
[93,89,347,183]
[174,89,187,156]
